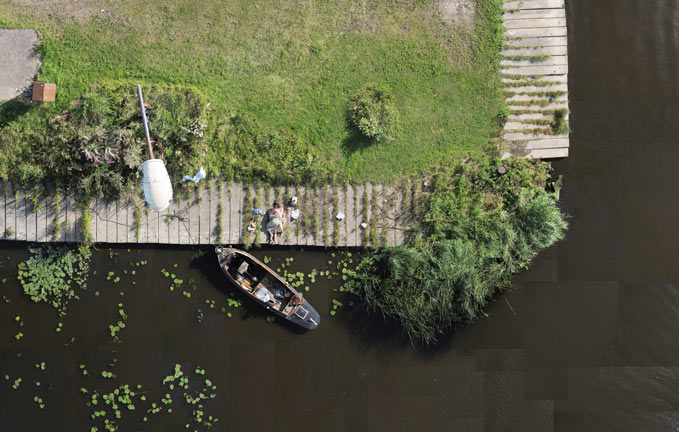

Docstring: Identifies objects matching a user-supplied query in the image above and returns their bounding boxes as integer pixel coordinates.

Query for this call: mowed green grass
[0,0,504,183]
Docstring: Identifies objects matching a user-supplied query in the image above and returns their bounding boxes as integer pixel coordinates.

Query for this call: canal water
[2,0,679,430]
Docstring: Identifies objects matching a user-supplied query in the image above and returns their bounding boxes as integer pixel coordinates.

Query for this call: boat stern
[289,299,321,330]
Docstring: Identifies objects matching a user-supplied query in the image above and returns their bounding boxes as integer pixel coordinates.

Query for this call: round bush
[348,84,397,142]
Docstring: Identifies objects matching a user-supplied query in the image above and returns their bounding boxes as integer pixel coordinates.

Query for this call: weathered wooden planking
[353,184,364,247]
[502,45,568,57]
[504,0,565,9]
[502,8,565,19]
[504,121,544,130]
[209,181,219,244]
[0,182,5,240]
[106,201,117,244]
[25,190,37,242]
[345,184,357,247]
[4,183,16,241]
[502,83,569,93]
[134,204,145,243]
[286,185,299,246]
[229,182,243,245]
[508,102,569,111]
[507,93,568,103]
[188,191,200,245]
[125,202,136,243]
[354,184,365,247]
[502,75,568,85]
[87,199,97,243]
[509,138,570,149]
[504,18,566,29]
[116,201,128,243]
[372,184,383,246]
[199,185,211,244]
[507,113,556,122]
[255,186,266,246]
[169,200,182,244]
[337,185,347,246]
[38,188,51,243]
[15,188,27,241]
[505,36,567,48]
[504,132,569,141]
[501,55,568,67]
[217,182,228,244]
[151,205,164,244]
[312,186,323,247]
[393,186,405,247]
[529,147,568,158]
[225,182,235,244]
[502,64,568,75]
[294,186,306,246]
[72,198,82,243]
[506,27,567,39]
[383,186,396,247]
[178,193,192,245]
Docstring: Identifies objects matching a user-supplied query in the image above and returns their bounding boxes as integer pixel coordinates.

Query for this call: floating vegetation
[108,303,127,342]
[17,245,92,316]
[35,361,46,371]
[12,377,22,390]
[33,395,45,409]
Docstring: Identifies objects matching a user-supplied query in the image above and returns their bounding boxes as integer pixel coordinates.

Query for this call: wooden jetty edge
[0,181,416,247]
[501,0,570,159]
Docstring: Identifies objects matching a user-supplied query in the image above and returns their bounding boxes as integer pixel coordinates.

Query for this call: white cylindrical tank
[142,159,173,211]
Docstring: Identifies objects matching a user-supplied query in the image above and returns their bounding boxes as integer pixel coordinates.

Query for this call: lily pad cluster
[17,245,92,316]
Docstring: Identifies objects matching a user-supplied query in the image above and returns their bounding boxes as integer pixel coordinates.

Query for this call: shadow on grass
[340,116,373,157]
[0,98,33,127]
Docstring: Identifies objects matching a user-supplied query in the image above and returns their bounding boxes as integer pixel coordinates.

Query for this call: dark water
[3,0,679,430]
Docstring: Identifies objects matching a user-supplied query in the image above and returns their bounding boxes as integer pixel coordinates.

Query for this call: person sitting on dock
[266,202,285,244]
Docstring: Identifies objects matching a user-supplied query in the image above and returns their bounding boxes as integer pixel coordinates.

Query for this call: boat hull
[215,247,321,330]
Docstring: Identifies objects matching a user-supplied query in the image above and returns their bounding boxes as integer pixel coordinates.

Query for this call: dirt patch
[0,29,41,101]
[10,0,126,23]
[438,0,476,28]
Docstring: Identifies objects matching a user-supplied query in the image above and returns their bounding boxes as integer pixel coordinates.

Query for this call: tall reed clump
[344,157,568,344]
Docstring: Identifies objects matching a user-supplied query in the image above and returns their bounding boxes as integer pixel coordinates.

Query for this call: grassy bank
[0,0,505,187]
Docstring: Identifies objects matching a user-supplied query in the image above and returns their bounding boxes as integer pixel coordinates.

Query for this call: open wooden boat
[215,247,321,330]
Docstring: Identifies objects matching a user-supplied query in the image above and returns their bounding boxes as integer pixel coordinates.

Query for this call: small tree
[348,84,398,142]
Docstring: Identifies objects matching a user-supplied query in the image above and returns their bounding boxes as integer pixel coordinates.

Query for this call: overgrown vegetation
[0,84,207,201]
[17,245,92,316]
[344,157,567,344]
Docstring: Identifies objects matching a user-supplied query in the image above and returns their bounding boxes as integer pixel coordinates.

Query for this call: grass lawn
[0,0,504,185]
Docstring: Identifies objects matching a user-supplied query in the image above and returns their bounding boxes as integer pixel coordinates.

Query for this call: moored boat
[215,247,321,330]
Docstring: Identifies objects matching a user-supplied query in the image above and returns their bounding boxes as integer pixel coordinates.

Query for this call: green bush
[348,84,398,142]
[345,157,568,344]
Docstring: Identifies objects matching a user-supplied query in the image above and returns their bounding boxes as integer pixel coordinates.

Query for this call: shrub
[345,157,567,344]
[348,84,398,142]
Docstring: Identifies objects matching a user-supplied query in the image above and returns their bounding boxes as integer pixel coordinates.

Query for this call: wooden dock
[0,182,416,247]
[501,0,570,159]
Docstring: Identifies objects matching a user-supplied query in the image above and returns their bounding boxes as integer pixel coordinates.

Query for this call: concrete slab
[0,29,42,101]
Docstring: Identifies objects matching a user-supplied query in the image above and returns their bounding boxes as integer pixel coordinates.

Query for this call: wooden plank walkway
[501,0,570,159]
[0,182,416,247]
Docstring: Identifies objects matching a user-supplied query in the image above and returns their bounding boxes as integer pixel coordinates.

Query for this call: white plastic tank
[142,159,173,211]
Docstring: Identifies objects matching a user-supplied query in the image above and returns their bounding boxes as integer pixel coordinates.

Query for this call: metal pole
[137,84,154,160]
